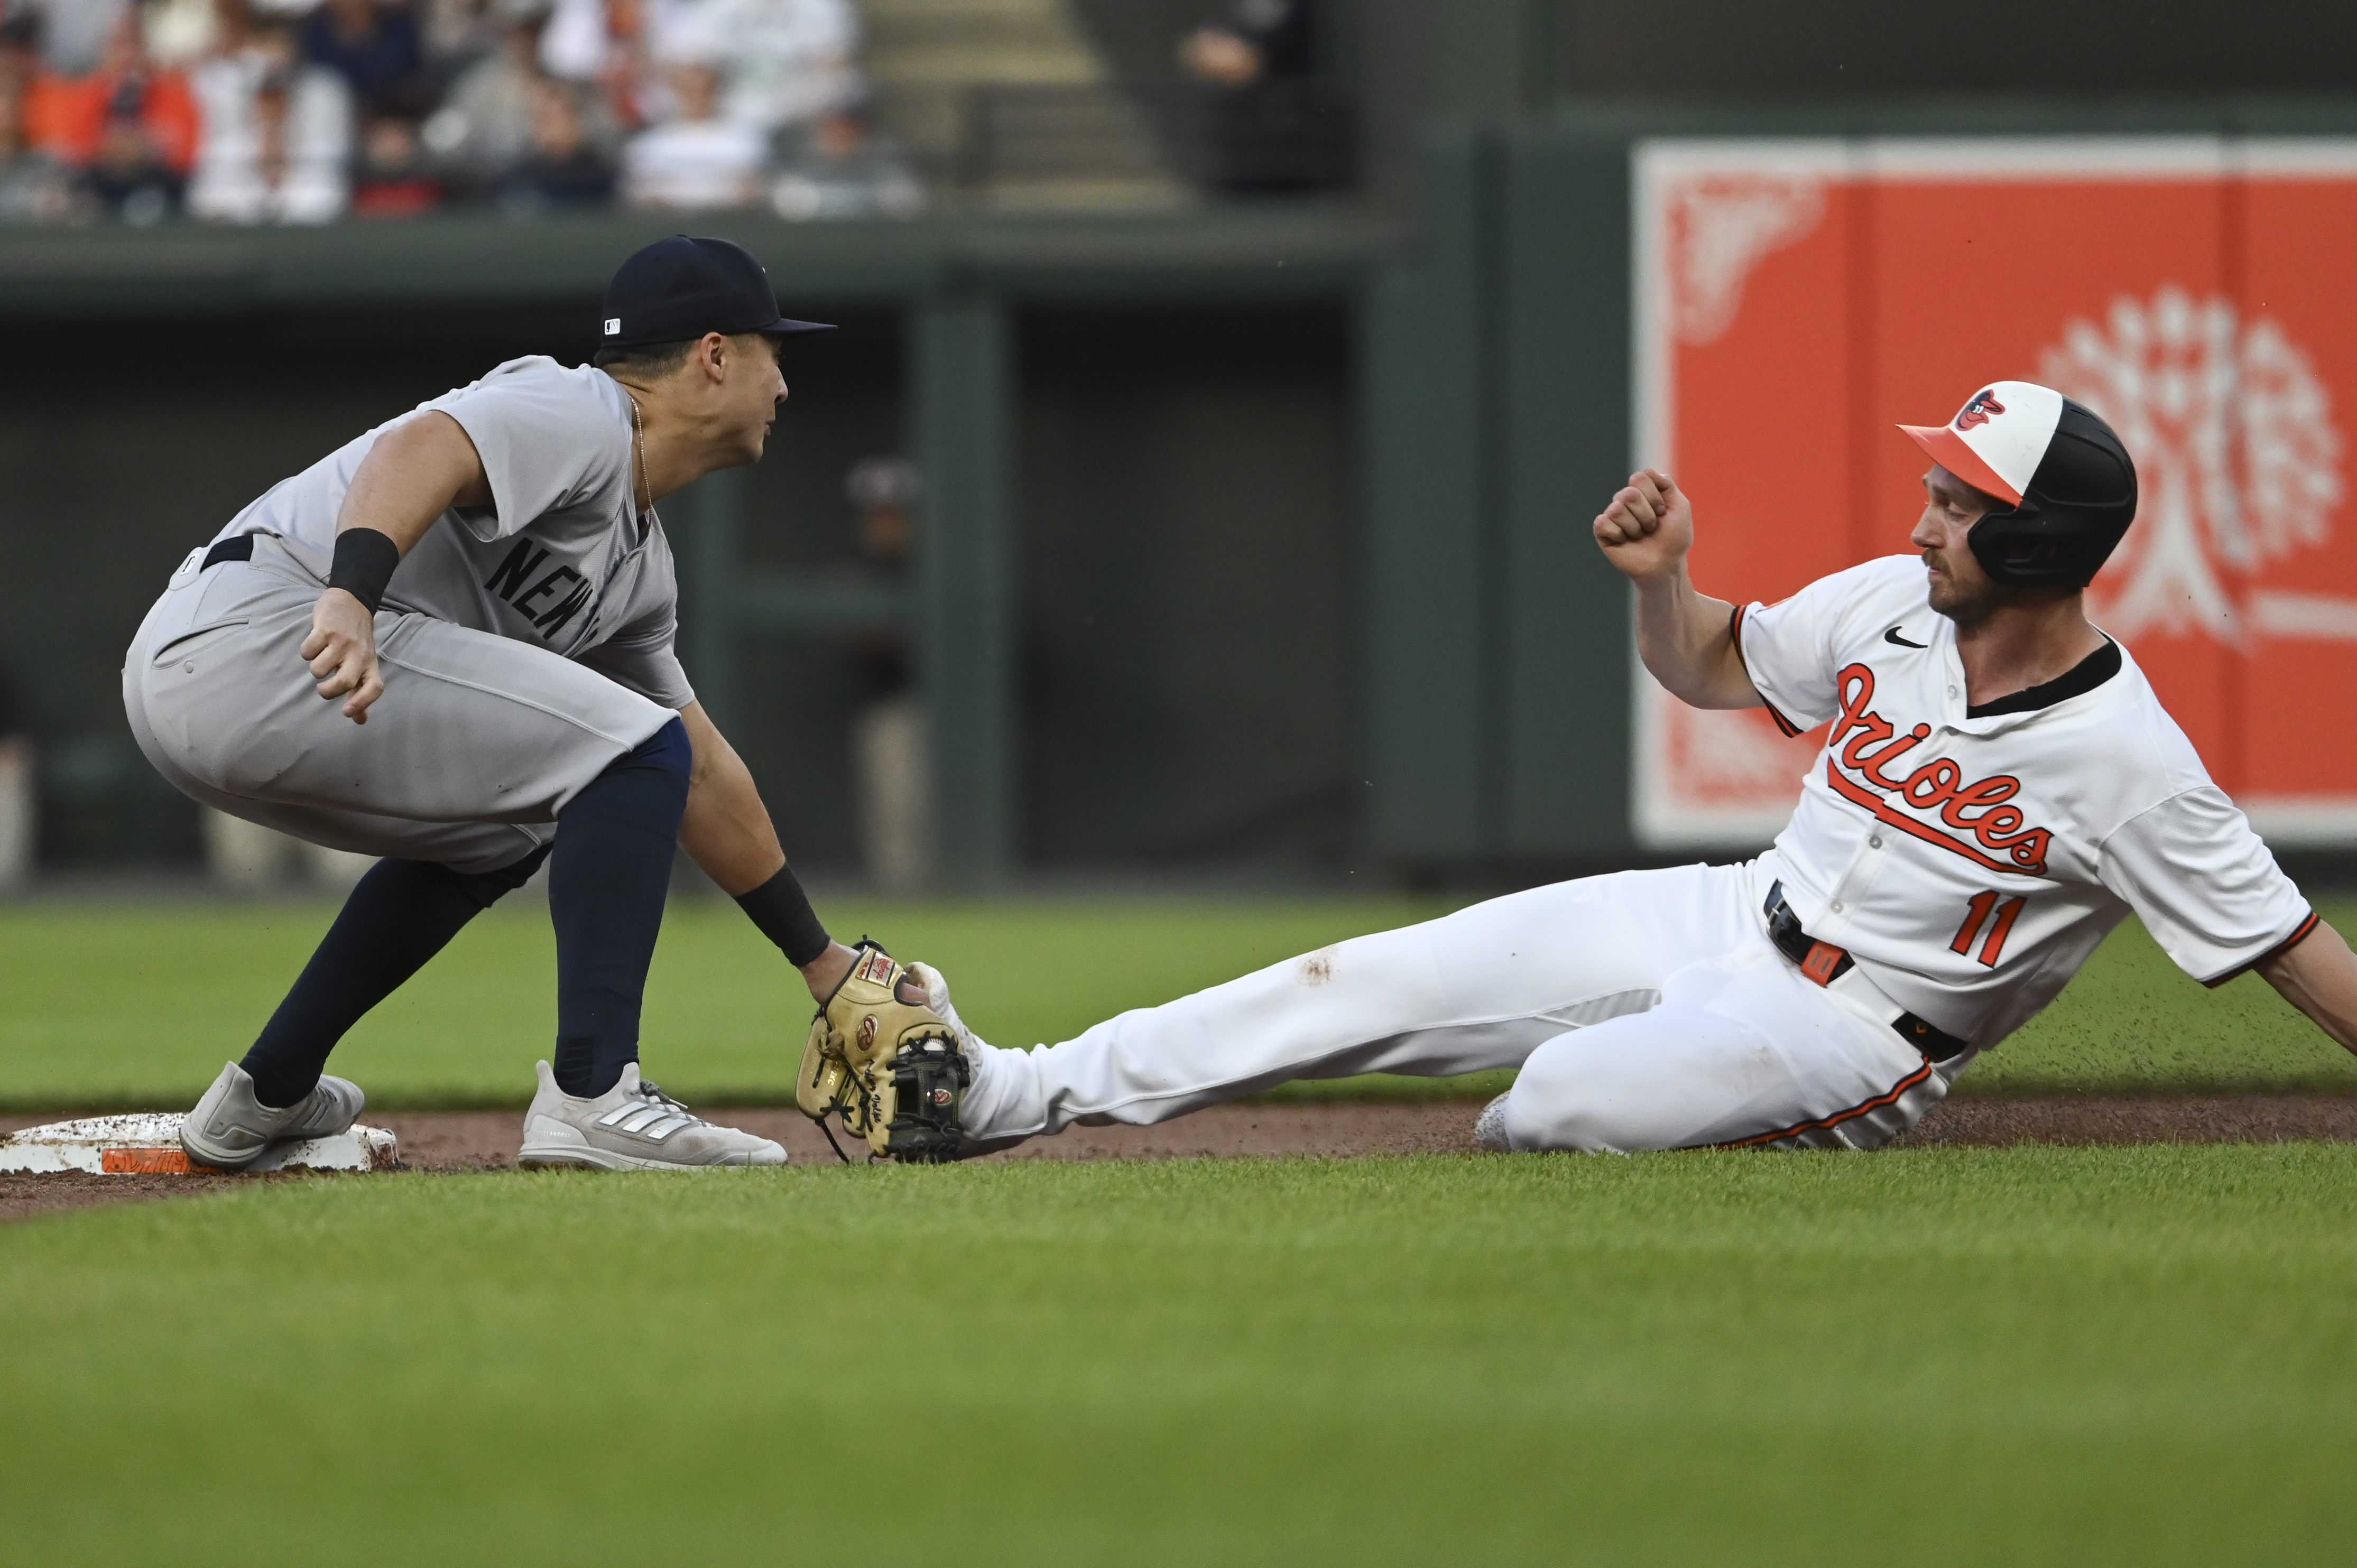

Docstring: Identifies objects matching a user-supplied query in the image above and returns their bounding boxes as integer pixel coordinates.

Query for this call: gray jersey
[208,356,693,709]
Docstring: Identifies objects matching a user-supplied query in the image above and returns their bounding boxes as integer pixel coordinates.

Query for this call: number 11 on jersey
[1952,891,2027,968]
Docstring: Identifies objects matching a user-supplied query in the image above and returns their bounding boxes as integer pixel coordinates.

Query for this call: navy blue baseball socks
[236,716,696,1109]
[549,717,694,1099]
[598,234,834,352]
[236,846,551,1109]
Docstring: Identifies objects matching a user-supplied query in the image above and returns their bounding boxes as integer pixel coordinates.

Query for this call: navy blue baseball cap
[600,235,833,350]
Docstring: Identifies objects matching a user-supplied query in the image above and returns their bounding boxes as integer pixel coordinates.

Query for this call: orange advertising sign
[1632,139,2356,847]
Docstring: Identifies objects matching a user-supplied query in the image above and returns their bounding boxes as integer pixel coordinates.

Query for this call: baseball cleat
[797,940,969,1164]
[518,1061,787,1170]
[1473,1092,1513,1153]
[180,1061,367,1172]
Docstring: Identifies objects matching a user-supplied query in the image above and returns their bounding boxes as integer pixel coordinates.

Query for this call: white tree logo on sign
[1666,174,1826,345]
[2040,287,2349,646]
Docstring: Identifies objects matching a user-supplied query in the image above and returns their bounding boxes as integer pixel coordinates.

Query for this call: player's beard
[1922,547,2000,624]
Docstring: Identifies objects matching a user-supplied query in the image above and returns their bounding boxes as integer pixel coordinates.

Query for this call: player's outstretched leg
[941,864,1763,1151]
[181,847,551,1170]
[1480,945,1957,1153]
[519,718,785,1170]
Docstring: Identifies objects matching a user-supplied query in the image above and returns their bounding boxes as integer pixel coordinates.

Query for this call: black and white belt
[1763,882,1971,1063]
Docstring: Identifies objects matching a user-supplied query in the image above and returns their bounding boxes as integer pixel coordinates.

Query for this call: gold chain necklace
[629,393,651,521]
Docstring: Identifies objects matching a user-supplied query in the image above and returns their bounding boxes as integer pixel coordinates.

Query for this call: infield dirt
[4,1093,2356,1222]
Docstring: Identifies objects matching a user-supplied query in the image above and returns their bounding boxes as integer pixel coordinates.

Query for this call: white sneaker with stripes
[519,1061,787,1170]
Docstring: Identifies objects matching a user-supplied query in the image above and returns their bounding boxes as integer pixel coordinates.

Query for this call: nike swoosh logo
[1884,627,1927,648]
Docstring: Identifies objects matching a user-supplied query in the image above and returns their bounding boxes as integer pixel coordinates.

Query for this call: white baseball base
[0,1114,399,1175]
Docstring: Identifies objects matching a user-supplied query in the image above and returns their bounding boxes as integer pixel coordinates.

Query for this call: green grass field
[3,1147,2354,1563]
[1,892,2353,1111]
[6,895,2357,1562]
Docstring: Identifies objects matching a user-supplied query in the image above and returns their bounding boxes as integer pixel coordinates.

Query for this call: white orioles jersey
[1736,554,2315,1047]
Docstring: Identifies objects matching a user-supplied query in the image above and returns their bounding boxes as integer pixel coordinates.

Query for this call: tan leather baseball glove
[796,939,968,1163]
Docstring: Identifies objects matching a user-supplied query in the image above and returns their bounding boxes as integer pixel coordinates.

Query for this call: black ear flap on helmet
[1967,400,2139,590]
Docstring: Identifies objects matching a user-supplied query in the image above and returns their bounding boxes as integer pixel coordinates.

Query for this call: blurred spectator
[300,0,428,117]
[1,0,896,222]
[494,73,608,209]
[1179,0,1341,195]
[618,58,755,208]
[0,92,77,220]
[768,105,916,220]
[0,6,36,80]
[1179,0,1310,88]
[539,0,655,128]
[22,11,200,221]
[0,663,31,891]
[0,14,77,219]
[535,0,609,82]
[351,109,439,212]
[842,457,928,889]
[421,0,541,173]
[648,0,854,132]
[420,0,501,71]
[188,20,350,222]
[26,0,130,73]
[143,0,222,66]
[422,0,616,189]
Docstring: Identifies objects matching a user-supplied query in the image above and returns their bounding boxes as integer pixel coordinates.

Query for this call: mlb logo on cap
[604,318,622,336]
[1899,380,2064,505]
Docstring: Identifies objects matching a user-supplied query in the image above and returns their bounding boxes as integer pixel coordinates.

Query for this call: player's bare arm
[2259,921,2357,1057]
[1593,468,1762,709]
[673,702,943,1146]
[303,412,491,724]
[676,700,859,1000]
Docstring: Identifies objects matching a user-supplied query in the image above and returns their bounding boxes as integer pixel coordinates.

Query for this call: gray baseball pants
[124,536,676,875]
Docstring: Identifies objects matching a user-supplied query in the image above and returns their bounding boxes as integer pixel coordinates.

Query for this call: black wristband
[328,527,401,614]
[734,864,831,967]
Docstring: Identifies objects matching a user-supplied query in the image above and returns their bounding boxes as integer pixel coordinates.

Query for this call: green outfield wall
[7,91,2357,883]
[0,209,1383,880]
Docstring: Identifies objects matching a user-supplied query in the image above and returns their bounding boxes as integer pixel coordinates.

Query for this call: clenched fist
[1594,468,1695,583]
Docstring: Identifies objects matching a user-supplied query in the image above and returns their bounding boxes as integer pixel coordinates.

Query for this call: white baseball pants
[959,858,1973,1154]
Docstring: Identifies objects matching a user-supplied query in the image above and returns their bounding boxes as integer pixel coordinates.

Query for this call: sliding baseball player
[901,381,2357,1155]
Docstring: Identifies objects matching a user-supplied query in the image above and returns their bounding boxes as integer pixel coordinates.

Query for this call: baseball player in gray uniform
[126,234,912,1171]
